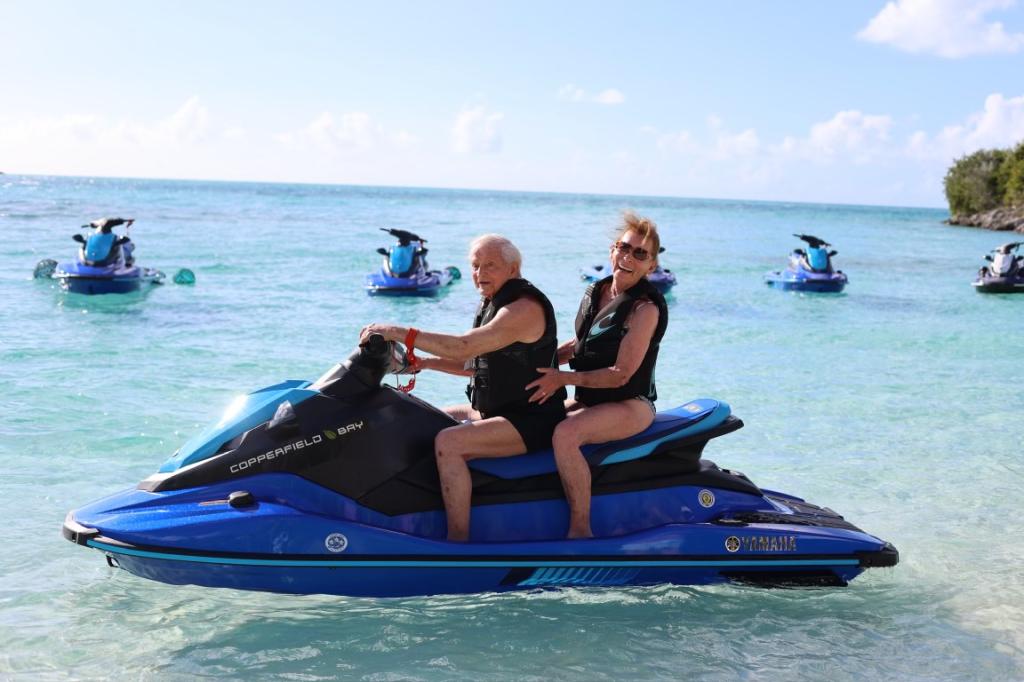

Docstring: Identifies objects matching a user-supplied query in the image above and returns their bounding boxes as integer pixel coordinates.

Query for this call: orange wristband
[398,328,420,393]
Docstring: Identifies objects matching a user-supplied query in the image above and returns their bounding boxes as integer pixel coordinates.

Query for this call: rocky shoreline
[945,206,1024,234]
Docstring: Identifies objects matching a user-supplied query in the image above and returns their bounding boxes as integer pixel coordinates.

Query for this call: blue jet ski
[62,335,897,597]
[580,247,677,294]
[365,228,460,296]
[765,234,848,293]
[34,218,170,295]
[973,242,1024,293]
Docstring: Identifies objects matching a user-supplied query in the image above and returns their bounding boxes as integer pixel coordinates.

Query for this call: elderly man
[361,234,565,540]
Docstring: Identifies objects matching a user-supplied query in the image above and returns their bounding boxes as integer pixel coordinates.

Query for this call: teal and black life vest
[569,276,668,405]
[466,278,565,416]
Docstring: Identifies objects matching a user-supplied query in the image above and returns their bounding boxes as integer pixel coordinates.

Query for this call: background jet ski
[62,334,897,597]
[579,246,677,294]
[764,234,848,293]
[973,242,1024,293]
[365,228,460,296]
[33,218,195,295]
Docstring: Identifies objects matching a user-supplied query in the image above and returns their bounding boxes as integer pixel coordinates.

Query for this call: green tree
[1000,141,1024,207]
[944,148,1007,215]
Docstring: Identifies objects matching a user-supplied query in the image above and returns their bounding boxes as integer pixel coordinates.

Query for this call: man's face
[470,244,516,298]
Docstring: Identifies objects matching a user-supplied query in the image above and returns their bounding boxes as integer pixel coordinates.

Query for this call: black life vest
[569,276,668,405]
[466,278,565,416]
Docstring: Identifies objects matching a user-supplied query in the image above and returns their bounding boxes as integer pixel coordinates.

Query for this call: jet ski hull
[972,276,1024,293]
[764,269,848,293]
[580,265,677,294]
[64,509,894,597]
[55,262,165,295]
[63,471,897,596]
[767,236,847,293]
[365,267,456,296]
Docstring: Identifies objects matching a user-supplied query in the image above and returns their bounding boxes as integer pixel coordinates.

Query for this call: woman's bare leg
[551,400,655,539]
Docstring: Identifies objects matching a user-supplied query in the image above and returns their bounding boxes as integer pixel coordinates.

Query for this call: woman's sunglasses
[612,241,651,261]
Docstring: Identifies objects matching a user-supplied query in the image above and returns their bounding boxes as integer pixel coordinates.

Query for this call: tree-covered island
[944,141,1024,234]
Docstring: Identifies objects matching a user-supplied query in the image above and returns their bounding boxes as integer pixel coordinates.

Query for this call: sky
[2,0,1023,207]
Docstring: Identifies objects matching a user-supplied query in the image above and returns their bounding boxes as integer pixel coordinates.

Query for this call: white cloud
[650,109,895,196]
[557,84,586,102]
[557,84,626,105]
[390,130,417,149]
[858,0,1024,58]
[656,130,696,154]
[0,97,212,151]
[452,106,503,154]
[653,97,1022,182]
[656,120,762,160]
[275,111,417,153]
[906,92,1024,159]
[0,97,265,180]
[0,114,97,147]
[593,89,625,105]
[304,112,374,149]
[712,128,761,160]
[642,97,1024,204]
[222,126,246,141]
[162,96,210,144]
[806,110,892,159]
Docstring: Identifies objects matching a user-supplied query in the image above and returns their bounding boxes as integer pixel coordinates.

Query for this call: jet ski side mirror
[72,234,86,244]
[376,247,388,256]
[828,250,837,257]
[985,255,993,262]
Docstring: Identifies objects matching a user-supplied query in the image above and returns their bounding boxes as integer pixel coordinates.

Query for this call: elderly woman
[526,212,668,538]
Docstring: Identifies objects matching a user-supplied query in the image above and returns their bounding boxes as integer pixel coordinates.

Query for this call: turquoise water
[2,175,1022,680]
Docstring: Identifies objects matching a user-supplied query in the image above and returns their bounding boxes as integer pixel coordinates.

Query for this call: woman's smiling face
[609,230,657,288]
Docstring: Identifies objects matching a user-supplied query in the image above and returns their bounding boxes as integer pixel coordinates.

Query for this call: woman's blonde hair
[614,210,660,260]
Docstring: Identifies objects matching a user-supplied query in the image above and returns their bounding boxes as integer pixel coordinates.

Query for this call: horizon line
[4,171,950,213]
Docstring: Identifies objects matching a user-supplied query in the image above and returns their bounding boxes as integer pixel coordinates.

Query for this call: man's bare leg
[434,417,526,541]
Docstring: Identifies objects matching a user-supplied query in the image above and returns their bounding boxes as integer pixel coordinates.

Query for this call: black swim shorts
[498,405,567,453]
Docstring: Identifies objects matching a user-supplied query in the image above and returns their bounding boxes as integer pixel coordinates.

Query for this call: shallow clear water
[1,176,1022,680]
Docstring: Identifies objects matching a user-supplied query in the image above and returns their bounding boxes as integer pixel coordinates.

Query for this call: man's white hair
[468,234,522,269]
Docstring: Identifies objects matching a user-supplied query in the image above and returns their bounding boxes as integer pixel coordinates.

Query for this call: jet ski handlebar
[317,334,415,398]
[380,227,426,246]
[82,217,134,233]
[348,334,392,386]
[793,233,830,249]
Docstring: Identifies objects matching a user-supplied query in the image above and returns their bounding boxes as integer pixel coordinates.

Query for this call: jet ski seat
[469,399,734,480]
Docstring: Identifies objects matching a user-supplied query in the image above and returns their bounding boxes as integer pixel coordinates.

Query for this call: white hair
[468,234,522,269]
